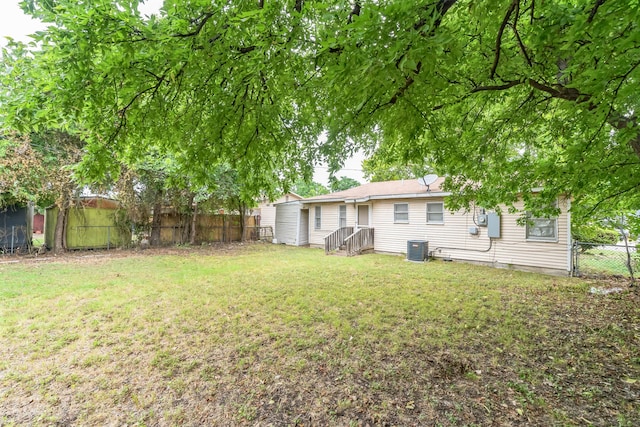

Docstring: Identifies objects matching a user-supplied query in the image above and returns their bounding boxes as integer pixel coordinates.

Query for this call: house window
[339,205,347,228]
[314,206,322,230]
[394,203,409,223]
[526,217,557,241]
[426,202,444,224]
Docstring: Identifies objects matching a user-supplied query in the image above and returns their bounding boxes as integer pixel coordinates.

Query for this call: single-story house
[0,204,33,253]
[45,197,131,250]
[284,178,572,276]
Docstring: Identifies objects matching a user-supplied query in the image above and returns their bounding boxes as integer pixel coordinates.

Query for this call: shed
[0,204,33,253]
[274,201,309,246]
[33,213,44,234]
[45,197,131,250]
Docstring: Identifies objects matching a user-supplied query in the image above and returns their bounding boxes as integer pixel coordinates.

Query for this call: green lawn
[1,244,638,426]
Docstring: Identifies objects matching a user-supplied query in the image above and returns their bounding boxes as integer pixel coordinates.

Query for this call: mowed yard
[1,244,638,426]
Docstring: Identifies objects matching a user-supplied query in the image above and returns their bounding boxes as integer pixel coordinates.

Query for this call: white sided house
[298,178,572,276]
[256,192,303,240]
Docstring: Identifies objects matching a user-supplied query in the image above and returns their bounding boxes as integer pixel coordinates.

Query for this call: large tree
[0,131,83,252]
[2,0,639,218]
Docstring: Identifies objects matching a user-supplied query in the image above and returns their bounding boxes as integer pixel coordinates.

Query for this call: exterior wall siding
[260,204,277,232]
[372,197,570,274]
[307,203,342,244]
[275,203,300,245]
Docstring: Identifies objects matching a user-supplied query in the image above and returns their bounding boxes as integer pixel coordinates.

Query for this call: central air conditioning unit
[407,240,428,262]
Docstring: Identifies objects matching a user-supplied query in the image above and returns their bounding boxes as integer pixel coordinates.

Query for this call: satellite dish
[418,174,438,190]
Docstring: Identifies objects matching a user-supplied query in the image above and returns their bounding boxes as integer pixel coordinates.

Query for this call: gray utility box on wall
[407,240,428,262]
[487,213,501,238]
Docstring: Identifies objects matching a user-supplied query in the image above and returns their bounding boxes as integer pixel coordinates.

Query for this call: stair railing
[324,226,354,254]
[344,227,375,256]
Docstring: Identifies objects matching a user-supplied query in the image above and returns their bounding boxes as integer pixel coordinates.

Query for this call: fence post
[11,226,15,254]
[571,241,578,277]
[107,226,111,250]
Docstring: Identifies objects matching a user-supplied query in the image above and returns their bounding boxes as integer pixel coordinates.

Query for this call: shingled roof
[303,177,447,203]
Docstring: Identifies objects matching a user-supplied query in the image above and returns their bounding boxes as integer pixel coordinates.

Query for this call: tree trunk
[238,202,246,241]
[190,200,198,245]
[178,193,194,244]
[53,204,67,254]
[618,217,636,287]
[150,200,162,246]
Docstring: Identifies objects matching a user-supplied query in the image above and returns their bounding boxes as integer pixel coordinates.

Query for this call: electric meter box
[487,213,501,238]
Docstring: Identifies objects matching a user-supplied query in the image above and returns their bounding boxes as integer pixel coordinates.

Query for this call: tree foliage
[362,141,433,182]
[2,0,639,217]
[0,131,82,208]
[572,222,620,252]
[293,180,330,198]
[329,176,360,192]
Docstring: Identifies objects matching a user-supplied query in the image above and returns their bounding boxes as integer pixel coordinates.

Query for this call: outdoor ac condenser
[407,240,428,262]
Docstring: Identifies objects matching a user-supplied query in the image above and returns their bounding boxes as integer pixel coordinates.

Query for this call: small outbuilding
[0,204,33,253]
[45,197,131,250]
[274,200,309,246]
[33,213,44,234]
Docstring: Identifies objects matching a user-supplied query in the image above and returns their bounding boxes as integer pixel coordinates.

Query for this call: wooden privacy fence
[156,214,260,245]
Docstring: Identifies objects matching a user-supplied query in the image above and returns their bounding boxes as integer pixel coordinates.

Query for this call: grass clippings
[1,243,639,426]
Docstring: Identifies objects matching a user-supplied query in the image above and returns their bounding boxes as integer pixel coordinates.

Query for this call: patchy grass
[1,243,639,426]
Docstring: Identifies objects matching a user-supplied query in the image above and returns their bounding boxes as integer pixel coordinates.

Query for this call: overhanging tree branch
[172,12,214,38]
[491,0,518,79]
[471,80,523,92]
[587,0,606,24]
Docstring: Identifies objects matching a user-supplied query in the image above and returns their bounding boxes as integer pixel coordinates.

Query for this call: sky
[0,1,46,48]
[0,0,367,187]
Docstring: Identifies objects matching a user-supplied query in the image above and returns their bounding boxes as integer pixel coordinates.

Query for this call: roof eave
[302,191,451,204]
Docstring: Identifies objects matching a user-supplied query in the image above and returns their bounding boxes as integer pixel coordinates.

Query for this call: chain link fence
[573,241,638,278]
[0,225,30,254]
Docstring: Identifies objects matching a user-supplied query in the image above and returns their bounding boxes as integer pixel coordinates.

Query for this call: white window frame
[314,206,322,230]
[526,216,558,242]
[426,202,444,224]
[394,203,409,223]
[338,205,347,228]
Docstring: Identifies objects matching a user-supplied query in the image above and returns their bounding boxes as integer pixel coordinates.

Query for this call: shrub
[573,224,620,252]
